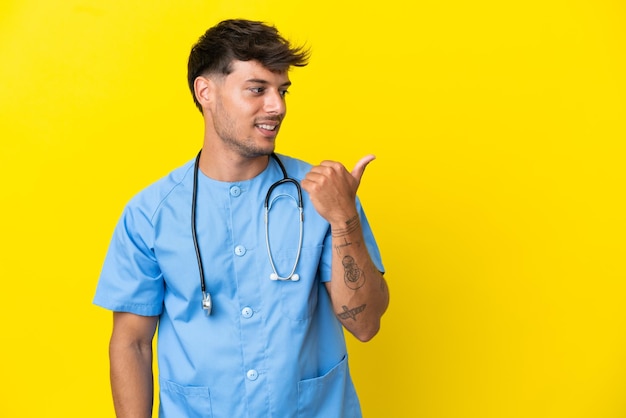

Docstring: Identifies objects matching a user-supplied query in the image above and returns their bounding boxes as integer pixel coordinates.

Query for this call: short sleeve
[93,202,164,316]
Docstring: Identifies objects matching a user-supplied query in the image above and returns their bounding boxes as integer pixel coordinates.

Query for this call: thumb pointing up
[351,154,376,185]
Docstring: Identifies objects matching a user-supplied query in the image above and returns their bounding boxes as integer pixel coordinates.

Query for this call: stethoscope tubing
[191,151,211,313]
[191,150,304,315]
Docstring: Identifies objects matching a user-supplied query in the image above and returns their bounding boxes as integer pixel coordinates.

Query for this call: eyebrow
[246,78,292,88]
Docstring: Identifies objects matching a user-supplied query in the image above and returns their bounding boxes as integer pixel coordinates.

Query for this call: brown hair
[187,19,310,111]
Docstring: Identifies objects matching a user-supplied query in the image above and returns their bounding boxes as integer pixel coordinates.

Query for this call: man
[94,19,389,417]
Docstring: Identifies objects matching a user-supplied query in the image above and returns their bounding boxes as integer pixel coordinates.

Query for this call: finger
[351,154,376,183]
[301,168,329,192]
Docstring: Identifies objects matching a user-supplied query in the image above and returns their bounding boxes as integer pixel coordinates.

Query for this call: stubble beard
[214,104,276,159]
[220,132,274,159]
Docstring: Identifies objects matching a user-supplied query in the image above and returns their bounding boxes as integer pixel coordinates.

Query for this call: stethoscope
[191,150,304,315]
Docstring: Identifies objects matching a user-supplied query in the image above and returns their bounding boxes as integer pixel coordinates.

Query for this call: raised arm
[301,156,389,341]
[109,312,158,418]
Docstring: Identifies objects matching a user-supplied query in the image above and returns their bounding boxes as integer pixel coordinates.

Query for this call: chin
[242,147,275,159]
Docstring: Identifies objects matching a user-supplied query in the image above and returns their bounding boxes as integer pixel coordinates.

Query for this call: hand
[301,155,375,226]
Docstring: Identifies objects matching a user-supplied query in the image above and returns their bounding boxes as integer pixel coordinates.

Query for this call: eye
[279,89,289,98]
[249,87,265,94]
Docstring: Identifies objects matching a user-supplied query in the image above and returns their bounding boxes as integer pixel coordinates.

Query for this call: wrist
[331,214,360,237]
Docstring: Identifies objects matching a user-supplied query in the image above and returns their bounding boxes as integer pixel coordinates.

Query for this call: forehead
[227,60,290,84]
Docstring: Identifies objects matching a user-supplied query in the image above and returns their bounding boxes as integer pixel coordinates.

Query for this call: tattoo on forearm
[343,255,365,289]
[335,238,352,255]
[331,215,360,237]
[335,238,361,255]
[338,304,366,321]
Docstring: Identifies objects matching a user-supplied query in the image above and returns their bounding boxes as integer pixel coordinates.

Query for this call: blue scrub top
[94,154,384,418]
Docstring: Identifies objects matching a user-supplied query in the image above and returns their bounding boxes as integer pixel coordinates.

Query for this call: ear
[194,76,214,110]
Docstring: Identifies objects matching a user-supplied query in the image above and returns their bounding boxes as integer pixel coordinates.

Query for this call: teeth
[258,124,276,131]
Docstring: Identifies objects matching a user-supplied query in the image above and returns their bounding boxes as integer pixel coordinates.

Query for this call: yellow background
[1,0,625,417]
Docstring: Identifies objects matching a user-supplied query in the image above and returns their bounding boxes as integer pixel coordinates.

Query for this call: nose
[264,89,286,115]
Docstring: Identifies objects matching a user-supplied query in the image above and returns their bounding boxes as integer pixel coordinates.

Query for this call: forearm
[109,339,154,418]
[327,214,389,341]
[109,312,156,418]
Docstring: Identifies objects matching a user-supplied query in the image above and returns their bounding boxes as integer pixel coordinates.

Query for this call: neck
[197,143,271,182]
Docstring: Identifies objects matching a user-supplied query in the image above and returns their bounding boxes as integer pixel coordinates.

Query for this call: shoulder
[273,154,312,181]
[124,159,195,223]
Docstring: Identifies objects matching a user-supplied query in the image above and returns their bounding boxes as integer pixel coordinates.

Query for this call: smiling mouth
[256,123,278,131]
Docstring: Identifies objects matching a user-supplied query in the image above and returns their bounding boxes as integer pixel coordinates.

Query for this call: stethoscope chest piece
[202,292,212,316]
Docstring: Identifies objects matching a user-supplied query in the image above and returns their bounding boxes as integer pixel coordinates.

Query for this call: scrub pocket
[160,379,212,418]
[275,245,323,321]
[297,355,362,418]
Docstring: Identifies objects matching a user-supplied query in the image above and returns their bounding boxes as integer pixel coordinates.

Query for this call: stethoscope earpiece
[269,273,300,281]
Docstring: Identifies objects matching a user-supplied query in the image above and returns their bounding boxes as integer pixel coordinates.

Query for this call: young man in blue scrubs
[94,19,389,417]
